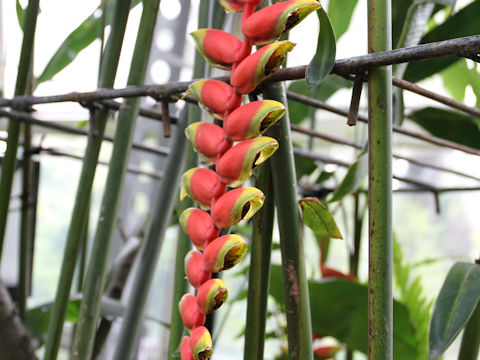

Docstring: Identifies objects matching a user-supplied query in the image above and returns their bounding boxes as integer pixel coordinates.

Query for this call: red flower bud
[190,29,244,70]
[179,208,220,250]
[180,336,194,360]
[313,345,341,359]
[185,251,212,289]
[321,265,357,282]
[180,168,219,209]
[230,41,295,94]
[203,234,248,272]
[185,122,231,164]
[211,187,264,228]
[242,0,321,45]
[189,80,242,119]
[190,326,213,360]
[196,278,228,314]
[224,100,285,141]
[218,0,261,13]
[216,137,278,187]
[179,294,207,332]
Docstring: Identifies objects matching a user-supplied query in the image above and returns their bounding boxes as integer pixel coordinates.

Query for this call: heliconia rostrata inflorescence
[178,1,321,358]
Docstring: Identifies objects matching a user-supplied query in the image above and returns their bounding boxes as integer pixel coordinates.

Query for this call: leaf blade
[299,197,343,239]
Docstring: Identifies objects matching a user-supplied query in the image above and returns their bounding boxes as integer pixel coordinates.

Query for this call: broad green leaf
[428,262,480,360]
[329,152,368,203]
[441,58,480,107]
[327,0,358,40]
[404,0,480,83]
[306,8,336,87]
[287,75,352,125]
[408,107,480,150]
[299,197,343,239]
[269,265,418,358]
[16,0,24,30]
[294,153,317,181]
[392,0,415,47]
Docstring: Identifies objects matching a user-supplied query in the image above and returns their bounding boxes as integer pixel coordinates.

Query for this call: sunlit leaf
[428,262,480,360]
[329,152,368,203]
[306,8,336,87]
[408,107,480,150]
[327,0,358,40]
[299,197,342,239]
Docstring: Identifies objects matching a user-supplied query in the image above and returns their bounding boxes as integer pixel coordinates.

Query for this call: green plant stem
[112,107,189,360]
[458,301,480,360]
[367,0,393,358]
[244,163,274,360]
[0,0,38,261]
[71,1,161,358]
[264,82,313,360]
[42,1,132,359]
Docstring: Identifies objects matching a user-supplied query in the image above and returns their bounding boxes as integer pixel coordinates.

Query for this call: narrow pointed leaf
[428,262,480,360]
[408,107,480,150]
[329,152,368,203]
[306,8,336,87]
[327,0,358,40]
[299,197,343,239]
[16,0,24,30]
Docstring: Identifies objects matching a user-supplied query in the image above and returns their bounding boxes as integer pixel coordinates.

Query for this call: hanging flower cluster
[178,1,320,359]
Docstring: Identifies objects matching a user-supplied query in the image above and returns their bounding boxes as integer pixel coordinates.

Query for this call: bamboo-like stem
[244,164,275,360]
[0,0,39,260]
[367,0,393,357]
[18,123,32,320]
[42,1,132,358]
[264,82,313,360]
[71,1,161,358]
[458,301,480,360]
[112,108,189,360]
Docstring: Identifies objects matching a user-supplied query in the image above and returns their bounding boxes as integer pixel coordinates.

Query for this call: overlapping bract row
[177,1,320,359]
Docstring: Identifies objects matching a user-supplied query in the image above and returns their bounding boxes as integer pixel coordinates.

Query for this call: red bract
[190,326,213,360]
[180,336,194,360]
[189,80,242,119]
[230,41,295,94]
[185,251,212,289]
[211,187,264,228]
[321,265,357,282]
[180,168,219,209]
[218,0,261,13]
[196,278,228,314]
[313,345,341,359]
[179,294,206,332]
[179,208,219,250]
[190,29,245,70]
[203,234,248,272]
[185,122,232,164]
[216,136,278,187]
[242,0,321,45]
[224,100,285,141]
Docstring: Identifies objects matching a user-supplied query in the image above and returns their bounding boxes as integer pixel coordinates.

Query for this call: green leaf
[327,0,358,40]
[428,262,480,360]
[306,8,336,87]
[287,75,352,125]
[404,0,480,83]
[329,152,368,203]
[440,58,480,107]
[408,107,480,150]
[393,235,433,360]
[294,154,317,181]
[16,0,25,30]
[269,265,418,358]
[299,197,342,239]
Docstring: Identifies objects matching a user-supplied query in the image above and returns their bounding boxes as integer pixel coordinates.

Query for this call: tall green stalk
[243,164,274,360]
[112,108,189,360]
[0,0,39,260]
[264,82,313,360]
[458,301,480,360]
[42,1,132,359]
[367,0,393,358]
[71,1,161,358]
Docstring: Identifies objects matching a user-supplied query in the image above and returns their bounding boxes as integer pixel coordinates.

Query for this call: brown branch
[0,282,37,360]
